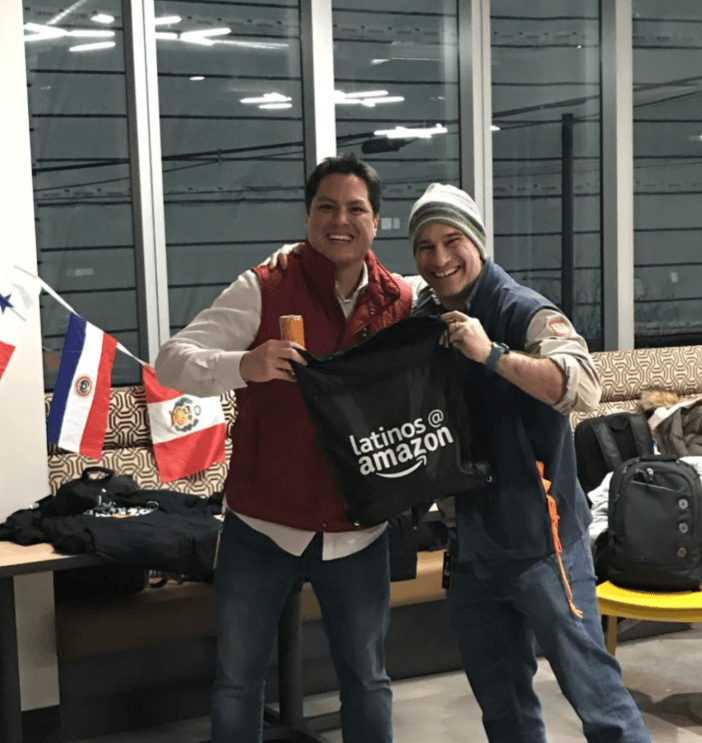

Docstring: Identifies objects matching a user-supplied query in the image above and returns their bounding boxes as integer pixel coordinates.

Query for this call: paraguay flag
[143,365,226,482]
[47,313,117,459]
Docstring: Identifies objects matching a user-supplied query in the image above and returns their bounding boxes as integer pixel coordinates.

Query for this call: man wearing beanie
[409,183,651,742]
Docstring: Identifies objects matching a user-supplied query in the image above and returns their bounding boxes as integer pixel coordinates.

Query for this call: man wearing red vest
[155,154,413,743]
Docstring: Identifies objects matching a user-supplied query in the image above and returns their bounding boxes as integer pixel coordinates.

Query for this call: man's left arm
[443,308,601,413]
[521,308,601,413]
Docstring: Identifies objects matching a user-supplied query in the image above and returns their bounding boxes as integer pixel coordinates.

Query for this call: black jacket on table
[0,489,222,580]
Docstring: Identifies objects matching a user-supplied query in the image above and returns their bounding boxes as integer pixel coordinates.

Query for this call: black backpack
[46,466,139,516]
[607,454,702,591]
[574,411,654,496]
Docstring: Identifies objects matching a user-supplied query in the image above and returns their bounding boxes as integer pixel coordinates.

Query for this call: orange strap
[536,461,583,619]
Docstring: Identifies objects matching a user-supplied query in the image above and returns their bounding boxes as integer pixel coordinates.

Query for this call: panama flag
[142,365,226,482]
[0,265,39,383]
[47,313,117,459]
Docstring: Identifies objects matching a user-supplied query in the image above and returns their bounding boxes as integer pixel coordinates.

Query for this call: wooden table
[0,542,104,743]
[0,542,333,743]
[0,542,448,742]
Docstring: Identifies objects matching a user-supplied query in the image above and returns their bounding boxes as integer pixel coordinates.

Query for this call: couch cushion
[594,346,702,403]
[47,442,233,495]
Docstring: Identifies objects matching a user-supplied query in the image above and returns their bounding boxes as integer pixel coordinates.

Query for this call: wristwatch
[485,342,510,373]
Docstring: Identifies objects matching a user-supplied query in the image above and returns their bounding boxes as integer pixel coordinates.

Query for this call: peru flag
[142,365,226,482]
[47,313,117,459]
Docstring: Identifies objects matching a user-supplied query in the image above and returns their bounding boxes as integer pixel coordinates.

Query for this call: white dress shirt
[156,264,424,560]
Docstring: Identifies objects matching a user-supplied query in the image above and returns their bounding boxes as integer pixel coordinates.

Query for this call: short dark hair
[305,153,382,215]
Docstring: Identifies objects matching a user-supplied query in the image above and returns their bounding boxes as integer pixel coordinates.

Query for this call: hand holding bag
[293,316,491,526]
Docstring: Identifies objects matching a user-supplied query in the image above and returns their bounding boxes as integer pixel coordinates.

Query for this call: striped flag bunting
[0,265,39,383]
[142,365,226,482]
[47,313,117,459]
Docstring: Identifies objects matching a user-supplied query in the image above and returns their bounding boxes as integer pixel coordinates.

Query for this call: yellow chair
[596,580,702,654]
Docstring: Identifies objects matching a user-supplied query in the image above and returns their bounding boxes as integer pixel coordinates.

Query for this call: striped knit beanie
[408,183,487,259]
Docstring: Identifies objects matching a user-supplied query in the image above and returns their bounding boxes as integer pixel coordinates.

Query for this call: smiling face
[305,173,379,270]
[414,222,484,310]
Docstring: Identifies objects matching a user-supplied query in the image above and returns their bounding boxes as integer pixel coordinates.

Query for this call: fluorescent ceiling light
[47,0,91,26]
[491,125,501,131]
[69,40,116,52]
[688,135,702,142]
[335,90,403,107]
[180,28,231,46]
[334,90,361,104]
[241,92,292,104]
[91,14,115,24]
[24,23,67,41]
[155,32,178,40]
[344,90,389,99]
[24,24,116,41]
[374,124,447,139]
[154,15,182,25]
[371,59,388,65]
[216,40,289,50]
[360,96,404,107]
[259,103,293,110]
[190,76,205,81]
[68,29,115,38]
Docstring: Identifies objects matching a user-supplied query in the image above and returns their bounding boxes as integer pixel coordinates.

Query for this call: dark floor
[68,621,702,743]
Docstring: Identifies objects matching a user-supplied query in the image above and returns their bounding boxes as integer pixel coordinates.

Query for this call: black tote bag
[293,316,491,526]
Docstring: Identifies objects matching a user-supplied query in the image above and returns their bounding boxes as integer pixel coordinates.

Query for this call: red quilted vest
[224,243,413,531]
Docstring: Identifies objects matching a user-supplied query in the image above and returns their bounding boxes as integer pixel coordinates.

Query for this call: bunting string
[13,264,147,367]
[6,262,226,478]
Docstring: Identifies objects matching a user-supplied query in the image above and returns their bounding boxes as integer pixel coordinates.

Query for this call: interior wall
[1,0,60,713]
[0,0,49,523]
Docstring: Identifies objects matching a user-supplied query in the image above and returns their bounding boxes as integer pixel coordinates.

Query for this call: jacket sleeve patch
[547,316,573,338]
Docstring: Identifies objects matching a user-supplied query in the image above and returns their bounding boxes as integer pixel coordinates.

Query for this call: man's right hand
[262,242,304,270]
[239,339,308,383]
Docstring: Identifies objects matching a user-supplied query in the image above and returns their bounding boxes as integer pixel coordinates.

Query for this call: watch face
[486,342,507,372]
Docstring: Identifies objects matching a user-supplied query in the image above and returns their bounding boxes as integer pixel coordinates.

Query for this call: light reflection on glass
[632,1,702,347]
[153,0,305,335]
[23,0,140,388]
[332,0,460,275]
[491,1,602,348]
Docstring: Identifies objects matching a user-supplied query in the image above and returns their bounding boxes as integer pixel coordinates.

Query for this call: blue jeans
[446,533,651,743]
[211,512,392,743]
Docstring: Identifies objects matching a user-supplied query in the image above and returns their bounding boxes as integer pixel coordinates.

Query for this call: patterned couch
[45,344,702,584]
[570,345,702,429]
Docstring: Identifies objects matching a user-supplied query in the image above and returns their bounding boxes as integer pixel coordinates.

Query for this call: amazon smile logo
[349,410,453,478]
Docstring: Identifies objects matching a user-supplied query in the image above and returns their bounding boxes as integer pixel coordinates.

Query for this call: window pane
[333,0,459,274]
[154,0,305,334]
[633,1,702,347]
[491,1,602,348]
[23,0,140,388]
